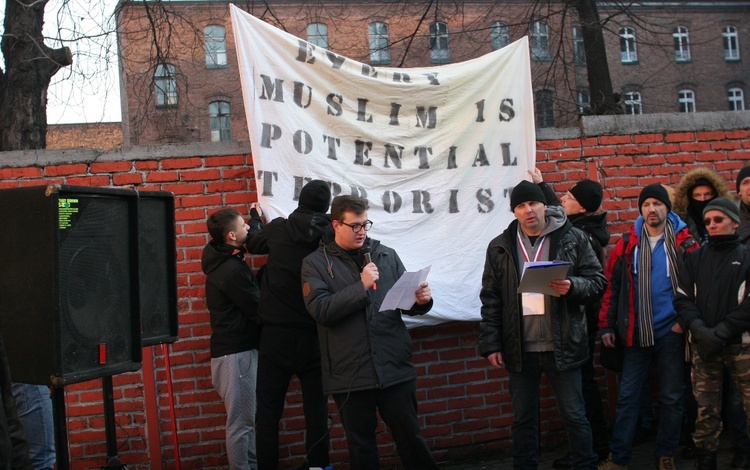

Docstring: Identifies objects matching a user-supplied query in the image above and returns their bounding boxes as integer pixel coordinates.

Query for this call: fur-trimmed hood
[673,167,732,219]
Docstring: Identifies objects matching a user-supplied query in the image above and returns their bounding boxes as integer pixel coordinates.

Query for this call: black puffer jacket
[246,207,331,329]
[676,235,750,344]
[478,214,607,373]
[201,243,261,358]
[301,238,431,394]
[739,200,750,247]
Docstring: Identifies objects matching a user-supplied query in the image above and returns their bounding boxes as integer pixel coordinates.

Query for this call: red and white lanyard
[518,232,546,263]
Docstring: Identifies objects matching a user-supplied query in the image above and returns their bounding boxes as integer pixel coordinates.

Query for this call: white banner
[230,5,536,326]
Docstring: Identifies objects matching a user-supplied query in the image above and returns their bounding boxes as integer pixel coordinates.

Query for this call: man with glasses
[301,195,438,469]
[479,180,606,470]
[675,198,750,470]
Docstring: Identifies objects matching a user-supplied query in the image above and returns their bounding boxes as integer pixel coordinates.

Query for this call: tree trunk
[0,0,72,150]
[568,0,622,115]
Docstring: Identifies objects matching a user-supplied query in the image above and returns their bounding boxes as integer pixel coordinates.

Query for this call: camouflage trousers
[690,343,750,451]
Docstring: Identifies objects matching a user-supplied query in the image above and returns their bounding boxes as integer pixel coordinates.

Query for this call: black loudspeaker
[137,191,178,346]
[0,185,142,386]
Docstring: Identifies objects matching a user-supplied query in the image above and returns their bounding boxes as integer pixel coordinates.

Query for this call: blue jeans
[508,352,597,469]
[11,383,56,469]
[211,350,259,470]
[610,331,685,465]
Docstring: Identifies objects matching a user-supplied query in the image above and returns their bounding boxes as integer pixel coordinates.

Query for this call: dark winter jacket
[301,238,431,394]
[739,200,750,247]
[201,242,261,358]
[539,182,610,333]
[675,235,750,344]
[478,208,607,373]
[246,207,331,330]
[0,334,31,470]
[673,167,732,246]
[598,213,698,346]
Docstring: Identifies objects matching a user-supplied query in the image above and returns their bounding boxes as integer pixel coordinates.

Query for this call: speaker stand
[102,376,125,470]
[53,387,70,470]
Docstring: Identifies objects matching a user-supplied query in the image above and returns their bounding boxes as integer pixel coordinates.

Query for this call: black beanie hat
[298,179,331,213]
[703,197,740,224]
[737,165,750,192]
[638,183,672,213]
[510,180,546,210]
[569,179,603,213]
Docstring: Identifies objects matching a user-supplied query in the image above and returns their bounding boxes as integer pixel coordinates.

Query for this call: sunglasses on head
[703,216,728,226]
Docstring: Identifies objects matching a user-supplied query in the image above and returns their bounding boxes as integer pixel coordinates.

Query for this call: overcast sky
[1,0,123,124]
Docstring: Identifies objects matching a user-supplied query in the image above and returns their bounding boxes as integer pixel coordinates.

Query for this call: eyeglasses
[703,216,728,226]
[338,220,373,233]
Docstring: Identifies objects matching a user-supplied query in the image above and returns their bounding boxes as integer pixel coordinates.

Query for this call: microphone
[363,251,377,290]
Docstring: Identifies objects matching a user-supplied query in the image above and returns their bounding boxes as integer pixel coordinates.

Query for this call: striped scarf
[636,220,678,347]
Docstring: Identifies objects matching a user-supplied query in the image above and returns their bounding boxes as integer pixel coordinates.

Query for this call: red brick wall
[47,122,123,150]
[0,115,748,468]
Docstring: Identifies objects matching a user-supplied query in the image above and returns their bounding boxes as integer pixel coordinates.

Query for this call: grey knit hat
[703,197,740,224]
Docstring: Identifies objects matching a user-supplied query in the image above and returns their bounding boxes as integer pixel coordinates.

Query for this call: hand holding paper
[379,265,431,312]
[517,261,572,297]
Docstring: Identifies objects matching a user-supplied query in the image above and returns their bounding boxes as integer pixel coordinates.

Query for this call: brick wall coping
[1,112,748,168]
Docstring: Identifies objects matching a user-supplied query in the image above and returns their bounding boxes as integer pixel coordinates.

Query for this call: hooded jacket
[301,238,431,394]
[478,206,607,373]
[246,207,331,329]
[201,242,261,358]
[675,234,750,345]
[598,212,698,346]
[673,167,732,245]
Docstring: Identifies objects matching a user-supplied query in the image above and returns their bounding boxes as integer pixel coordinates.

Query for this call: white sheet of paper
[379,265,432,312]
[517,261,572,297]
[522,292,546,316]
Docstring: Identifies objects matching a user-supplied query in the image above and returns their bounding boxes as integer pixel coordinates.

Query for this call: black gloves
[689,320,725,357]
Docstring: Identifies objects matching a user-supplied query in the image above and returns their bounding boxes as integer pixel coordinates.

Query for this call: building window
[369,22,391,65]
[491,21,510,51]
[724,26,740,61]
[531,21,551,61]
[430,22,450,64]
[673,26,690,62]
[210,101,231,142]
[619,27,638,63]
[307,23,329,49]
[205,25,227,68]
[678,89,696,113]
[572,26,586,65]
[729,88,745,111]
[535,89,555,128]
[577,89,591,114]
[624,91,643,115]
[155,63,177,107]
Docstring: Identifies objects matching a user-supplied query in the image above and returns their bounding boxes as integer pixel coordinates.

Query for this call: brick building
[116,0,749,145]
[47,122,123,150]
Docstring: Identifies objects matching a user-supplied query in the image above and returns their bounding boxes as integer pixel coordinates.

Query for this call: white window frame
[531,21,551,61]
[620,27,638,63]
[307,23,329,49]
[678,89,696,113]
[210,101,232,142]
[430,22,450,64]
[205,25,227,68]
[724,26,741,61]
[673,26,691,62]
[624,91,643,115]
[368,22,391,65]
[491,21,509,51]
[729,88,745,111]
[155,63,177,107]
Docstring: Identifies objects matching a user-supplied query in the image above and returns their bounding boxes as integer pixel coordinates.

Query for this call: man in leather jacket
[301,195,437,469]
[479,180,607,470]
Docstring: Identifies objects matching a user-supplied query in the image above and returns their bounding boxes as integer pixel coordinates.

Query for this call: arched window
[624,91,643,115]
[430,22,450,64]
[307,23,329,49]
[209,101,231,142]
[728,88,745,111]
[155,64,177,107]
[491,22,509,51]
[205,25,227,68]
[678,89,696,113]
[368,22,391,65]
